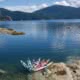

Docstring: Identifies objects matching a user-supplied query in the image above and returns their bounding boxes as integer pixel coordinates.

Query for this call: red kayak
[20,59,52,72]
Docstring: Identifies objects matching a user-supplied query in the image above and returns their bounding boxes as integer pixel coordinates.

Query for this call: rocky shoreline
[1,60,80,80]
[27,60,80,80]
[0,28,25,35]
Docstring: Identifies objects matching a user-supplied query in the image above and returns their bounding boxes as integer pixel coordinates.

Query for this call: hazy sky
[0,0,57,6]
[0,0,80,12]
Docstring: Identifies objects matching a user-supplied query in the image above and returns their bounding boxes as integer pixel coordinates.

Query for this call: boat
[20,58,53,72]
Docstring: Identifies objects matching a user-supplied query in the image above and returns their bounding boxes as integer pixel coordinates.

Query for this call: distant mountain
[34,5,80,19]
[0,8,43,20]
[1,5,80,20]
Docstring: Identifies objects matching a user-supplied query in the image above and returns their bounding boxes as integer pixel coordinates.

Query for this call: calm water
[0,20,80,70]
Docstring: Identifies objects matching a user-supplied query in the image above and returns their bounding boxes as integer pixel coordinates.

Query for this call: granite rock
[0,28,25,35]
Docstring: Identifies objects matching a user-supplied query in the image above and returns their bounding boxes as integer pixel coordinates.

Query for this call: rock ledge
[28,61,80,80]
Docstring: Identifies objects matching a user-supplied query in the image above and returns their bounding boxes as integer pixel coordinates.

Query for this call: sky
[0,0,80,13]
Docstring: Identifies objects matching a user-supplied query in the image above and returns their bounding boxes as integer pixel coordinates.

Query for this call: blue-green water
[0,20,80,71]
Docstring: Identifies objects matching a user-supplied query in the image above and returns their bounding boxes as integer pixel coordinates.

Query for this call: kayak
[33,62,53,71]
[20,59,52,72]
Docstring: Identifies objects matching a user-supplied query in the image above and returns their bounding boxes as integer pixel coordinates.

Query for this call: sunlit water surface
[0,20,80,71]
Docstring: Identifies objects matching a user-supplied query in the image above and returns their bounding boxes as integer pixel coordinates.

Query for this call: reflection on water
[0,21,80,65]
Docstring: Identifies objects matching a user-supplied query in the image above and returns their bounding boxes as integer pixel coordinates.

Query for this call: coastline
[0,60,80,80]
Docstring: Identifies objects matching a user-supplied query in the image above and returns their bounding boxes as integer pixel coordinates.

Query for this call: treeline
[0,5,80,20]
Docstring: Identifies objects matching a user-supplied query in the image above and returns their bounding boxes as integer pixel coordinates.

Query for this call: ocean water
[0,20,80,71]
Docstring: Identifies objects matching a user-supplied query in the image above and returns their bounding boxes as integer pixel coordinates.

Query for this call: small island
[0,28,25,35]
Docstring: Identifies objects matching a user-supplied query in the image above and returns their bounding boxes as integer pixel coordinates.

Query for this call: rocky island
[0,28,25,35]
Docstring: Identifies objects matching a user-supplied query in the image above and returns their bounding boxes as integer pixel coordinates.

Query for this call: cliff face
[27,60,80,80]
